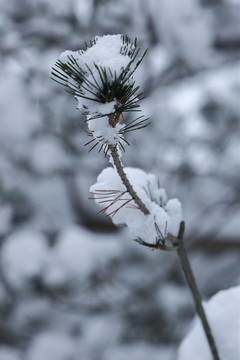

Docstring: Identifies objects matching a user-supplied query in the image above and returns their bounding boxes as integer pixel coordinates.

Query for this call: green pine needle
[51,35,148,115]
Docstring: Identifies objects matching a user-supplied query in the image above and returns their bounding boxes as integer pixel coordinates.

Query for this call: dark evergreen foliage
[51,35,148,115]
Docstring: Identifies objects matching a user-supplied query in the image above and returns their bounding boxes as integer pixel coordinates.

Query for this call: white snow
[152,0,214,68]
[0,347,21,360]
[87,116,124,145]
[1,230,48,288]
[0,74,41,144]
[157,284,191,317]
[74,0,94,27]
[59,34,131,78]
[90,166,183,244]
[26,332,78,360]
[1,1,240,359]
[56,35,138,145]
[105,343,175,360]
[57,34,134,114]
[85,100,117,116]
[165,199,183,235]
[82,314,123,356]
[178,285,240,360]
[43,224,121,284]
[31,137,71,173]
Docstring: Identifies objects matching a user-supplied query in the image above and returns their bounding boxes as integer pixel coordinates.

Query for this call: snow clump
[57,34,135,116]
[90,166,182,244]
[53,34,144,147]
[1,230,48,289]
[178,285,240,360]
[87,116,124,146]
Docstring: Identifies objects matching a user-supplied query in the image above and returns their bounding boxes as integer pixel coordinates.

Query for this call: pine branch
[51,35,147,115]
[51,34,221,360]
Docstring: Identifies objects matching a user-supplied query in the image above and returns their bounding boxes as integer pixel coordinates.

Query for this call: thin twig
[173,222,221,360]
[108,143,149,215]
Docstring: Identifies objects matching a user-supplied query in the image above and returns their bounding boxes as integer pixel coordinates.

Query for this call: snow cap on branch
[90,166,183,245]
[51,34,147,117]
[52,34,149,154]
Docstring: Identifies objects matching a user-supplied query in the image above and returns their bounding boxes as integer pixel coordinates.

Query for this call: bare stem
[109,144,149,215]
[174,222,221,360]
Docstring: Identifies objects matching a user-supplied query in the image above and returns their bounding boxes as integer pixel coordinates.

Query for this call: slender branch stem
[108,133,220,360]
[174,222,221,360]
[109,144,149,215]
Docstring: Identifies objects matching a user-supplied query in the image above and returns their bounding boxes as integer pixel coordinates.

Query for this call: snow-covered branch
[52,33,221,360]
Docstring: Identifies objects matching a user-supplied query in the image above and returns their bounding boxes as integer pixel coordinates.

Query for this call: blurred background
[0,0,240,359]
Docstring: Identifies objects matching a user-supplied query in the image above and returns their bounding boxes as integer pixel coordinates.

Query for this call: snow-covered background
[0,0,239,359]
